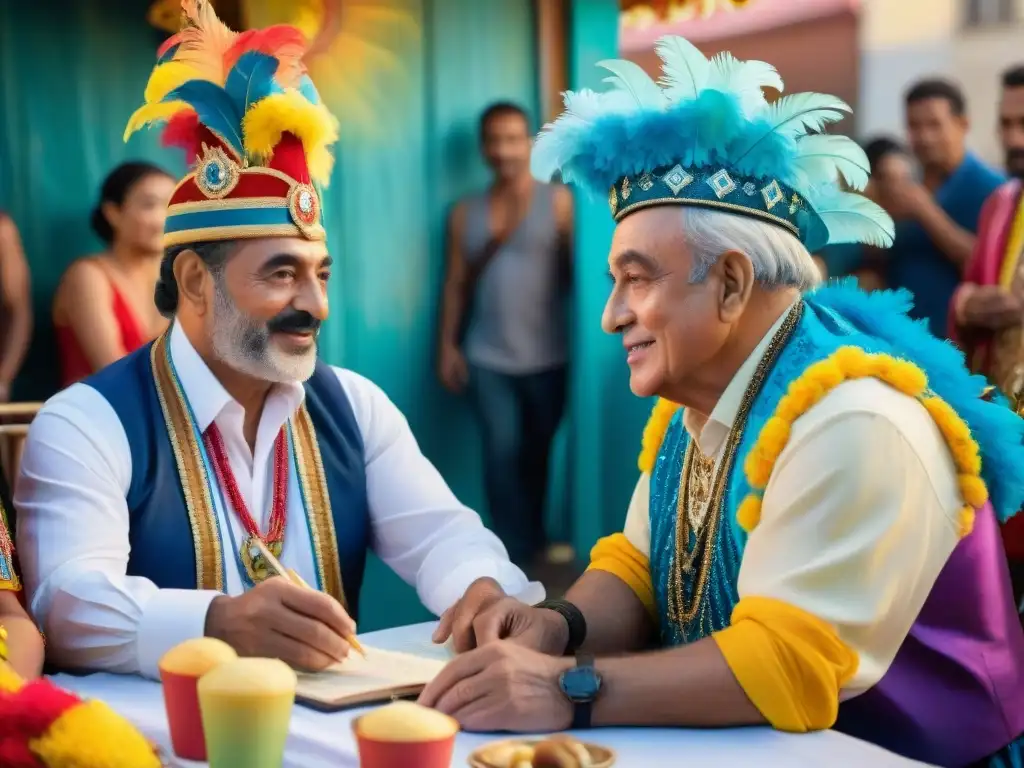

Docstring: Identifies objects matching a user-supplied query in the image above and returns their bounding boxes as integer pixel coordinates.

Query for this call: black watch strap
[572,653,595,729]
[535,598,587,655]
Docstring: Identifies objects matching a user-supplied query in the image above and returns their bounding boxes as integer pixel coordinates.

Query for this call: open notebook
[295,643,451,711]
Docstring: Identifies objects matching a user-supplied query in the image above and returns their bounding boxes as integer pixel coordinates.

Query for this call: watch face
[559,665,602,703]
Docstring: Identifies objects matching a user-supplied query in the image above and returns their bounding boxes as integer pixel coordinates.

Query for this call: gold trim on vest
[292,404,345,606]
[150,333,225,591]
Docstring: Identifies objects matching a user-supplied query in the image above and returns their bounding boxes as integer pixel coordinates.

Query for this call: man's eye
[271,270,294,280]
[319,271,331,281]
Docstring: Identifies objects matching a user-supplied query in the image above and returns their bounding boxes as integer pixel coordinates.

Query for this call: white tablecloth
[51,622,934,767]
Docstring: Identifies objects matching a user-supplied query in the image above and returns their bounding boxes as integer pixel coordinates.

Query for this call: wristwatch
[558,653,602,729]
[534,599,586,655]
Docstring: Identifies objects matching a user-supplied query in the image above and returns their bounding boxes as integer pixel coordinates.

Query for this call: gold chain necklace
[667,302,803,628]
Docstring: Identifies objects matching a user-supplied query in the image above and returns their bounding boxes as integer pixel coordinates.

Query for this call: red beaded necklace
[203,423,289,584]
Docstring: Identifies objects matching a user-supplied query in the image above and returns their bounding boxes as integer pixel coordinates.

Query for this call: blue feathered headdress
[532,37,894,253]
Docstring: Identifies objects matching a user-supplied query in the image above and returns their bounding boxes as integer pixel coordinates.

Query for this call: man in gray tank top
[437,102,573,570]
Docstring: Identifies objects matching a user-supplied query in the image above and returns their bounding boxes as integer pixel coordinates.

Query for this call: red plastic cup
[353,703,458,768]
[158,638,238,761]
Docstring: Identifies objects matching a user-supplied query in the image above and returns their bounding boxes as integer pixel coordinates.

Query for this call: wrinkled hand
[418,641,573,732]
[438,343,468,394]
[204,576,355,671]
[961,285,1023,330]
[434,581,569,656]
[432,577,508,652]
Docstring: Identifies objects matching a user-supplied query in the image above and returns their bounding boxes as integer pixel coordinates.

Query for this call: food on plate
[479,735,593,768]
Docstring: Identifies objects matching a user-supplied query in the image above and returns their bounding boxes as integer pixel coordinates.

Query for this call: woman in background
[53,162,174,386]
[0,213,32,402]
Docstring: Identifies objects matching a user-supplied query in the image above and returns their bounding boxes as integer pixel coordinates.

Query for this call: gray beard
[210,279,317,384]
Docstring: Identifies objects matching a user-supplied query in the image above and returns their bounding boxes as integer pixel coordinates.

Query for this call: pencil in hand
[252,539,367,658]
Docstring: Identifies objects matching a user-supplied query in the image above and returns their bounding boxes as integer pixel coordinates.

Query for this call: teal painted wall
[0,0,184,400]
[565,0,651,554]
[320,0,541,629]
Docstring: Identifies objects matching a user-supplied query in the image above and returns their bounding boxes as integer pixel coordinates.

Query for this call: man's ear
[173,250,213,317]
[715,250,755,323]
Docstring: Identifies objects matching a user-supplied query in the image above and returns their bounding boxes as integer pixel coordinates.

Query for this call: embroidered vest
[85,338,370,620]
[648,289,1024,766]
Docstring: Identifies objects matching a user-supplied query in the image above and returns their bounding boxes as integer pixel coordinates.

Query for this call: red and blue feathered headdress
[125,0,338,248]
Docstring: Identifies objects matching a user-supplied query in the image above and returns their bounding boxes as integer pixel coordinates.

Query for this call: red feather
[222,25,309,87]
[161,111,202,162]
[156,32,182,61]
[0,678,83,766]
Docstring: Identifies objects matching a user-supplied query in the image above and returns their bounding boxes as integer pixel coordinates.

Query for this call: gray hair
[154,240,237,317]
[680,207,822,290]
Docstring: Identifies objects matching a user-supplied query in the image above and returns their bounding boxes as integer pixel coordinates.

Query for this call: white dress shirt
[622,306,962,697]
[16,322,542,678]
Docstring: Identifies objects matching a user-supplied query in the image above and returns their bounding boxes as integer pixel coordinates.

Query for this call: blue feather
[165,81,245,155]
[225,51,283,114]
[298,75,321,105]
[808,281,1024,523]
[531,33,893,251]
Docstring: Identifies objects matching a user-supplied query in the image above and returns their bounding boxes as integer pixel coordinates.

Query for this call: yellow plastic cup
[197,658,297,768]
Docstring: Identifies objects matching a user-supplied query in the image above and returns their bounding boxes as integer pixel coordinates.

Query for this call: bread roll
[546,735,592,767]
[531,740,582,768]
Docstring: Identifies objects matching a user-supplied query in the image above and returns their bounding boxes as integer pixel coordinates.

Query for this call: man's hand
[432,577,507,652]
[418,641,573,732]
[204,576,355,671]
[961,285,1023,330]
[434,579,569,656]
[877,179,931,220]
[438,342,468,394]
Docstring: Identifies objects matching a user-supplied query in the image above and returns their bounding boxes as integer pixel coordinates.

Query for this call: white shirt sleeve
[334,369,545,613]
[14,385,219,679]
[622,474,651,558]
[736,378,962,696]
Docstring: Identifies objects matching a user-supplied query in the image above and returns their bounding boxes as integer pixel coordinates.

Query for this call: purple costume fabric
[834,501,1024,767]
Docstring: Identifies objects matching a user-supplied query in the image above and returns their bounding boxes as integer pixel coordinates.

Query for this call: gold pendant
[240,536,283,584]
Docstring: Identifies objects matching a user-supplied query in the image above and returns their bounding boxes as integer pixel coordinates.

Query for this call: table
[51,622,935,767]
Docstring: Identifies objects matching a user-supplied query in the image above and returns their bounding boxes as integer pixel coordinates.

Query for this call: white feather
[705,52,783,116]
[597,59,667,109]
[655,36,710,101]
[816,192,895,248]
[792,135,871,191]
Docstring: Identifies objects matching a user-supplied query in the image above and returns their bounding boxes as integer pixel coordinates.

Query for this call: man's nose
[295,279,329,321]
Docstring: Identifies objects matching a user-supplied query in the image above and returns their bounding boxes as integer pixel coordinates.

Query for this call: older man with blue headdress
[420,38,1024,767]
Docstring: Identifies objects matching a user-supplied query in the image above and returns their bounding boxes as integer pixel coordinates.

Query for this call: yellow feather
[174,0,239,84]
[143,62,203,104]
[241,91,340,186]
[123,100,190,141]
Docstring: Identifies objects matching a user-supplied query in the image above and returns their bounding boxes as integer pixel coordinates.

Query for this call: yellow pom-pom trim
[0,658,23,693]
[739,347,987,539]
[638,398,681,474]
[736,494,763,533]
[958,505,977,538]
[29,699,162,768]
